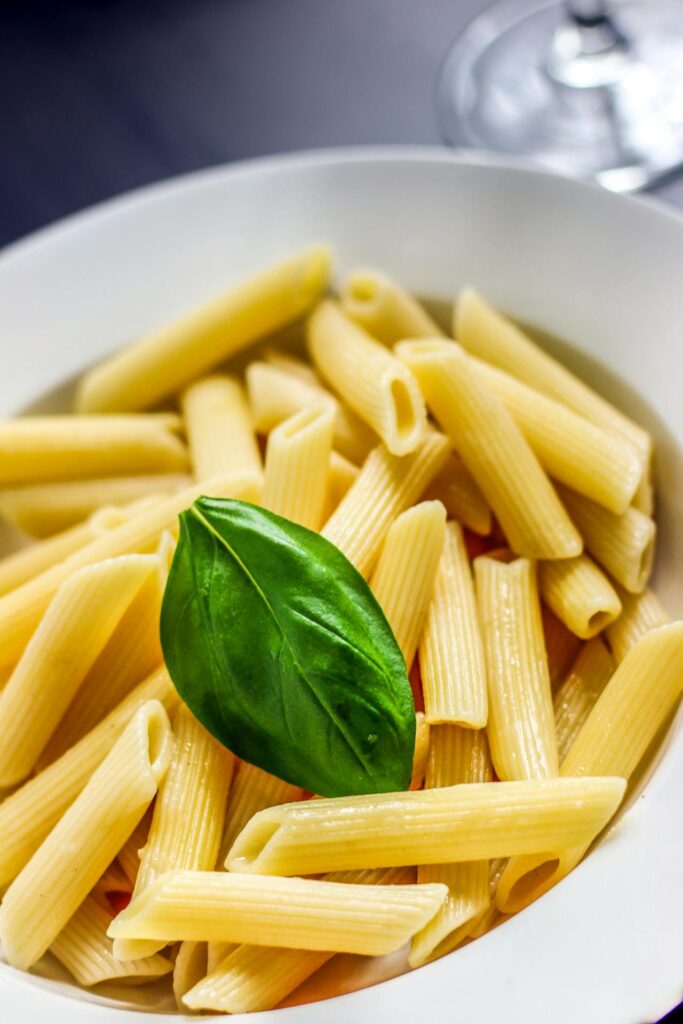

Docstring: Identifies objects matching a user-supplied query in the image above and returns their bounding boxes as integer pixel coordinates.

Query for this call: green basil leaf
[160,497,415,797]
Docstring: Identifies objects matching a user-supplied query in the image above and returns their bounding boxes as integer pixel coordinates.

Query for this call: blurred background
[2,0,683,248]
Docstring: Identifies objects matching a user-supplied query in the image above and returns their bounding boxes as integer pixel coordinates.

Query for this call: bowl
[0,148,681,1024]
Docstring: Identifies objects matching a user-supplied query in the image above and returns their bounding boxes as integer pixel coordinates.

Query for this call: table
[2,0,682,249]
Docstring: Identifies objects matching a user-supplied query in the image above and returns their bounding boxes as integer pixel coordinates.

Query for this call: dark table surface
[2,0,683,250]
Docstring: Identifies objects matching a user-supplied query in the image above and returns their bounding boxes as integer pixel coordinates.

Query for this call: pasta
[410,711,430,789]
[420,521,488,726]
[395,339,582,560]
[341,268,444,343]
[475,556,559,779]
[321,432,450,577]
[542,605,582,689]
[422,452,492,536]
[261,404,335,529]
[538,554,622,639]
[77,247,331,412]
[369,500,446,667]
[172,941,209,1005]
[0,700,174,969]
[553,638,614,762]
[324,450,359,520]
[218,762,304,866]
[605,585,670,662]
[308,300,427,455]
[226,776,625,875]
[181,374,262,482]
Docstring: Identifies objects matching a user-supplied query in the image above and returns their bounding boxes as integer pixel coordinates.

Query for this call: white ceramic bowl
[0,149,681,1024]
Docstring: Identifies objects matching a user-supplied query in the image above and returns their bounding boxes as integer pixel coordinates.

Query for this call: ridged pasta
[542,605,582,689]
[261,404,334,529]
[605,586,670,662]
[422,452,492,536]
[538,554,622,639]
[172,940,208,1006]
[181,374,262,482]
[553,638,615,761]
[324,451,359,520]
[219,762,304,866]
[341,268,444,343]
[410,712,430,789]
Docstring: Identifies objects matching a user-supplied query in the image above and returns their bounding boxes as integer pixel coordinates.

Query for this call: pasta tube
[246,361,375,464]
[542,605,582,689]
[0,554,159,786]
[218,763,304,866]
[181,375,262,481]
[605,586,670,662]
[225,776,625,875]
[422,452,492,536]
[553,638,614,761]
[410,711,430,789]
[341,268,444,343]
[0,416,188,484]
[77,246,331,412]
[475,556,559,779]
[308,300,427,455]
[324,451,359,520]
[108,870,448,956]
[0,472,260,670]
[558,485,655,593]
[173,941,209,1006]
[321,433,450,577]
[395,339,581,560]
[496,623,683,913]
[262,347,321,385]
[0,668,176,888]
[0,700,174,969]
[420,521,488,726]
[538,554,622,639]
[261,404,334,530]
[0,473,189,538]
[410,727,492,967]
[369,500,446,667]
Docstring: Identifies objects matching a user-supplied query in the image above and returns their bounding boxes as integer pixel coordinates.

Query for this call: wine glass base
[438,0,683,192]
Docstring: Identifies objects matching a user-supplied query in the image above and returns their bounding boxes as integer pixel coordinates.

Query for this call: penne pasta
[341,268,444,344]
[410,726,492,967]
[117,811,153,889]
[496,623,683,913]
[0,472,261,670]
[468,357,645,514]
[261,404,335,530]
[321,433,450,577]
[410,711,430,789]
[475,556,559,779]
[553,638,615,762]
[173,941,209,1006]
[558,485,656,593]
[225,776,625,876]
[77,247,331,412]
[538,554,622,639]
[308,300,427,455]
[420,521,488,726]
[396,339,582,560]
[0,554,159,786]
[0,700,174,969]
[422,452,492,536]
[108,870,448,956]
[246,361,376,464]
[181,375,262,482]
[324,450,359,520]
[542,605,582,689]
[262,347,322,386]
[218,762,304,866]
[369,500,446,667]
[605,585,670,662]
[0,668,177,888]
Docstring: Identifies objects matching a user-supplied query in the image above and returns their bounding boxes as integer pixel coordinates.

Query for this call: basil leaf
[160,497,415,797]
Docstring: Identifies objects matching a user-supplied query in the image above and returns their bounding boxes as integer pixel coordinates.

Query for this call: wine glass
[438,0,683,192]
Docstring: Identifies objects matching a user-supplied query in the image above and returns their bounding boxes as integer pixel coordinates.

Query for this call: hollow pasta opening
[146,705,171,777]
[506,858,560,912]
[586,609,613,635]
[390,378,419,445]
[226,815,283,871]
[347,275,379,305]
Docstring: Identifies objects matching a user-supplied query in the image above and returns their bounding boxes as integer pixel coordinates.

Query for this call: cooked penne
[467,858,508,939]
[469,357,645,514]
[454,288,652,465]
[0,473,190,538]
[0,700,174,969]
[262,347,321,386]
[553,638,614,761]
[226,776,625,875]
[0,472,261,670]
[420,521,488,726]
[51,895,173,987]
[0,416,188,485]
[475,556,559,779]
[324,450,359,520]
[496,623,683,913]
[308,301,427,455]
[538,554,622,639]
[246,361,376,464]
[181,375,262,482]
[173,941,209,1006]
[369,501,446,667]
[558,485,655,593]
[108,870,448,956]
[341,268,444,343]
[114,704,234,961]
[410,712,430,789]
[261,404,334,530]
[410,727,492,967]
[605,586,670,662]
[542,605,582,689]
[422,452,492,536]
[0,668,176,888]
[117,811,153,889]
[395,340,582,560]
[77,247,331,412]
[218,763,304,866]
[321,433,450,577]
[0,554,158,786]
